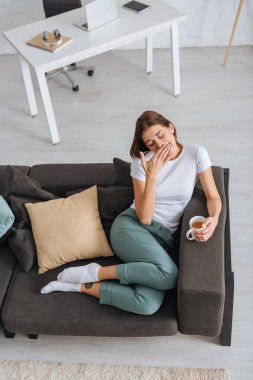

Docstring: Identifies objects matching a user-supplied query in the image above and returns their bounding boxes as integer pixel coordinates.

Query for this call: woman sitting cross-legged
[41,110,221,316]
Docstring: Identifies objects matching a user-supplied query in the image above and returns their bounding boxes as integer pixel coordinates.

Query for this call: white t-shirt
[130,145,212,232]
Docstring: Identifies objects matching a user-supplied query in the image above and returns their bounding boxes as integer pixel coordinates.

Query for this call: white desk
[4,0,186,144]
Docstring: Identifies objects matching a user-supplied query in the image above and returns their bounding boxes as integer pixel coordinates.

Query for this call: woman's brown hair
[130,111,178,158]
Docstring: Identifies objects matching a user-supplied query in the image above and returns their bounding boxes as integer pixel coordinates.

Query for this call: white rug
[0,360,229,380]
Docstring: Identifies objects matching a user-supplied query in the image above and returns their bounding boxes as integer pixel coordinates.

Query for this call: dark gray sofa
[0,162,234,346]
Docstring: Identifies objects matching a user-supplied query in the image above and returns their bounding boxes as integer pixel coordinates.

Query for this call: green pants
[99,208,178,315]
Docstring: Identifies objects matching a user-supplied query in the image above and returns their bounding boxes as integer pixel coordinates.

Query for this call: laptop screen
[86,0,118,30]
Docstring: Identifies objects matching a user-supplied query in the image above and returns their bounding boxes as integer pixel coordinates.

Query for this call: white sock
[41,281,81,294]
[57,263,101,284]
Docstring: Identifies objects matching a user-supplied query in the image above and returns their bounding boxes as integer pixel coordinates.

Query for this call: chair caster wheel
[72,85,79,92]
[87,70,94,77]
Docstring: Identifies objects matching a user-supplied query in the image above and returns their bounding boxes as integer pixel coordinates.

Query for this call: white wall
[1,0,253,54]
[167,0,253,47]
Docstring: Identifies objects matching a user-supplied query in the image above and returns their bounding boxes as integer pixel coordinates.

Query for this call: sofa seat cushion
[2,257,178,337]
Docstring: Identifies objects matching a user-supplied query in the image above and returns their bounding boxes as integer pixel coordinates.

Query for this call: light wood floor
[0,46,252,380]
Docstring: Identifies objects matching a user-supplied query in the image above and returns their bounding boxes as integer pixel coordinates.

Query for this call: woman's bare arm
[195,167,222,242]
[132,144,172,224]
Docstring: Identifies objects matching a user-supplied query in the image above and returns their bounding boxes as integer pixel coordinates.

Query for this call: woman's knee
[159,262,178,290]
[169,264,179,288]
[134,288,165,316]
[138,301,162,316]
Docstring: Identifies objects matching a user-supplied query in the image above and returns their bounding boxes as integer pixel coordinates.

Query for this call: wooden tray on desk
[26,32,72,53]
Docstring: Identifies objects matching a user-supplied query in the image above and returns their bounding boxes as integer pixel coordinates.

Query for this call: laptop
[74,0,118,31]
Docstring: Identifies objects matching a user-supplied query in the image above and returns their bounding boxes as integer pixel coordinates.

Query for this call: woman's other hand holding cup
[194,216,218,242]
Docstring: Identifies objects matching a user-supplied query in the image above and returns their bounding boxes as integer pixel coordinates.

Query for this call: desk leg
[36,71,60,144]
[146,35,153,74]
[19,56,38,116]
[170,23,181,96]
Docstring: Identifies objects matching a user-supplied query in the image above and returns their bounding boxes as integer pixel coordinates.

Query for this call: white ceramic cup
[186,216,206,241]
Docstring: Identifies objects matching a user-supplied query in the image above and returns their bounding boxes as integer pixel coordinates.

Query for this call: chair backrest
[42,0,82,18]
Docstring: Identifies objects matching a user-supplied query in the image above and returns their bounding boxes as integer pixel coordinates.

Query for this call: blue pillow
[0,195,15,238]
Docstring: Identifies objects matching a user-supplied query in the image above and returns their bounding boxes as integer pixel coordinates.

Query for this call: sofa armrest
[177,167,226,337]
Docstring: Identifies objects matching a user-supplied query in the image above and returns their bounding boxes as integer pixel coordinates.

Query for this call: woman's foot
[41,281,81,294]
[57,263,101,284]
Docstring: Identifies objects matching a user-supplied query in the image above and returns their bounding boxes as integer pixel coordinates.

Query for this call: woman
[41,111,221,315]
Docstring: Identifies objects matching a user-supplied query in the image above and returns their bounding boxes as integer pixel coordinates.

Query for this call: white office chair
[42,0,94,91]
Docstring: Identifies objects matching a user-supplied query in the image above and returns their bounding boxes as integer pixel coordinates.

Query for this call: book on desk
[26,32,72,53]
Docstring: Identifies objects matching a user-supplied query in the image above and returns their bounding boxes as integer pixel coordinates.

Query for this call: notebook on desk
[74,0,118,31]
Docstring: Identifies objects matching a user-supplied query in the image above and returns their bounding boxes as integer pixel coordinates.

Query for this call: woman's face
[141,123,178,156]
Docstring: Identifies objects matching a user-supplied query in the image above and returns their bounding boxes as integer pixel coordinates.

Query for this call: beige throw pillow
[25,186,113,274]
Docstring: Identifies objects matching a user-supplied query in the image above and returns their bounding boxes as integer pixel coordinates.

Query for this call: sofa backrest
[0,162,226,255]
[0,163,226,201]
[28,163,115,196]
